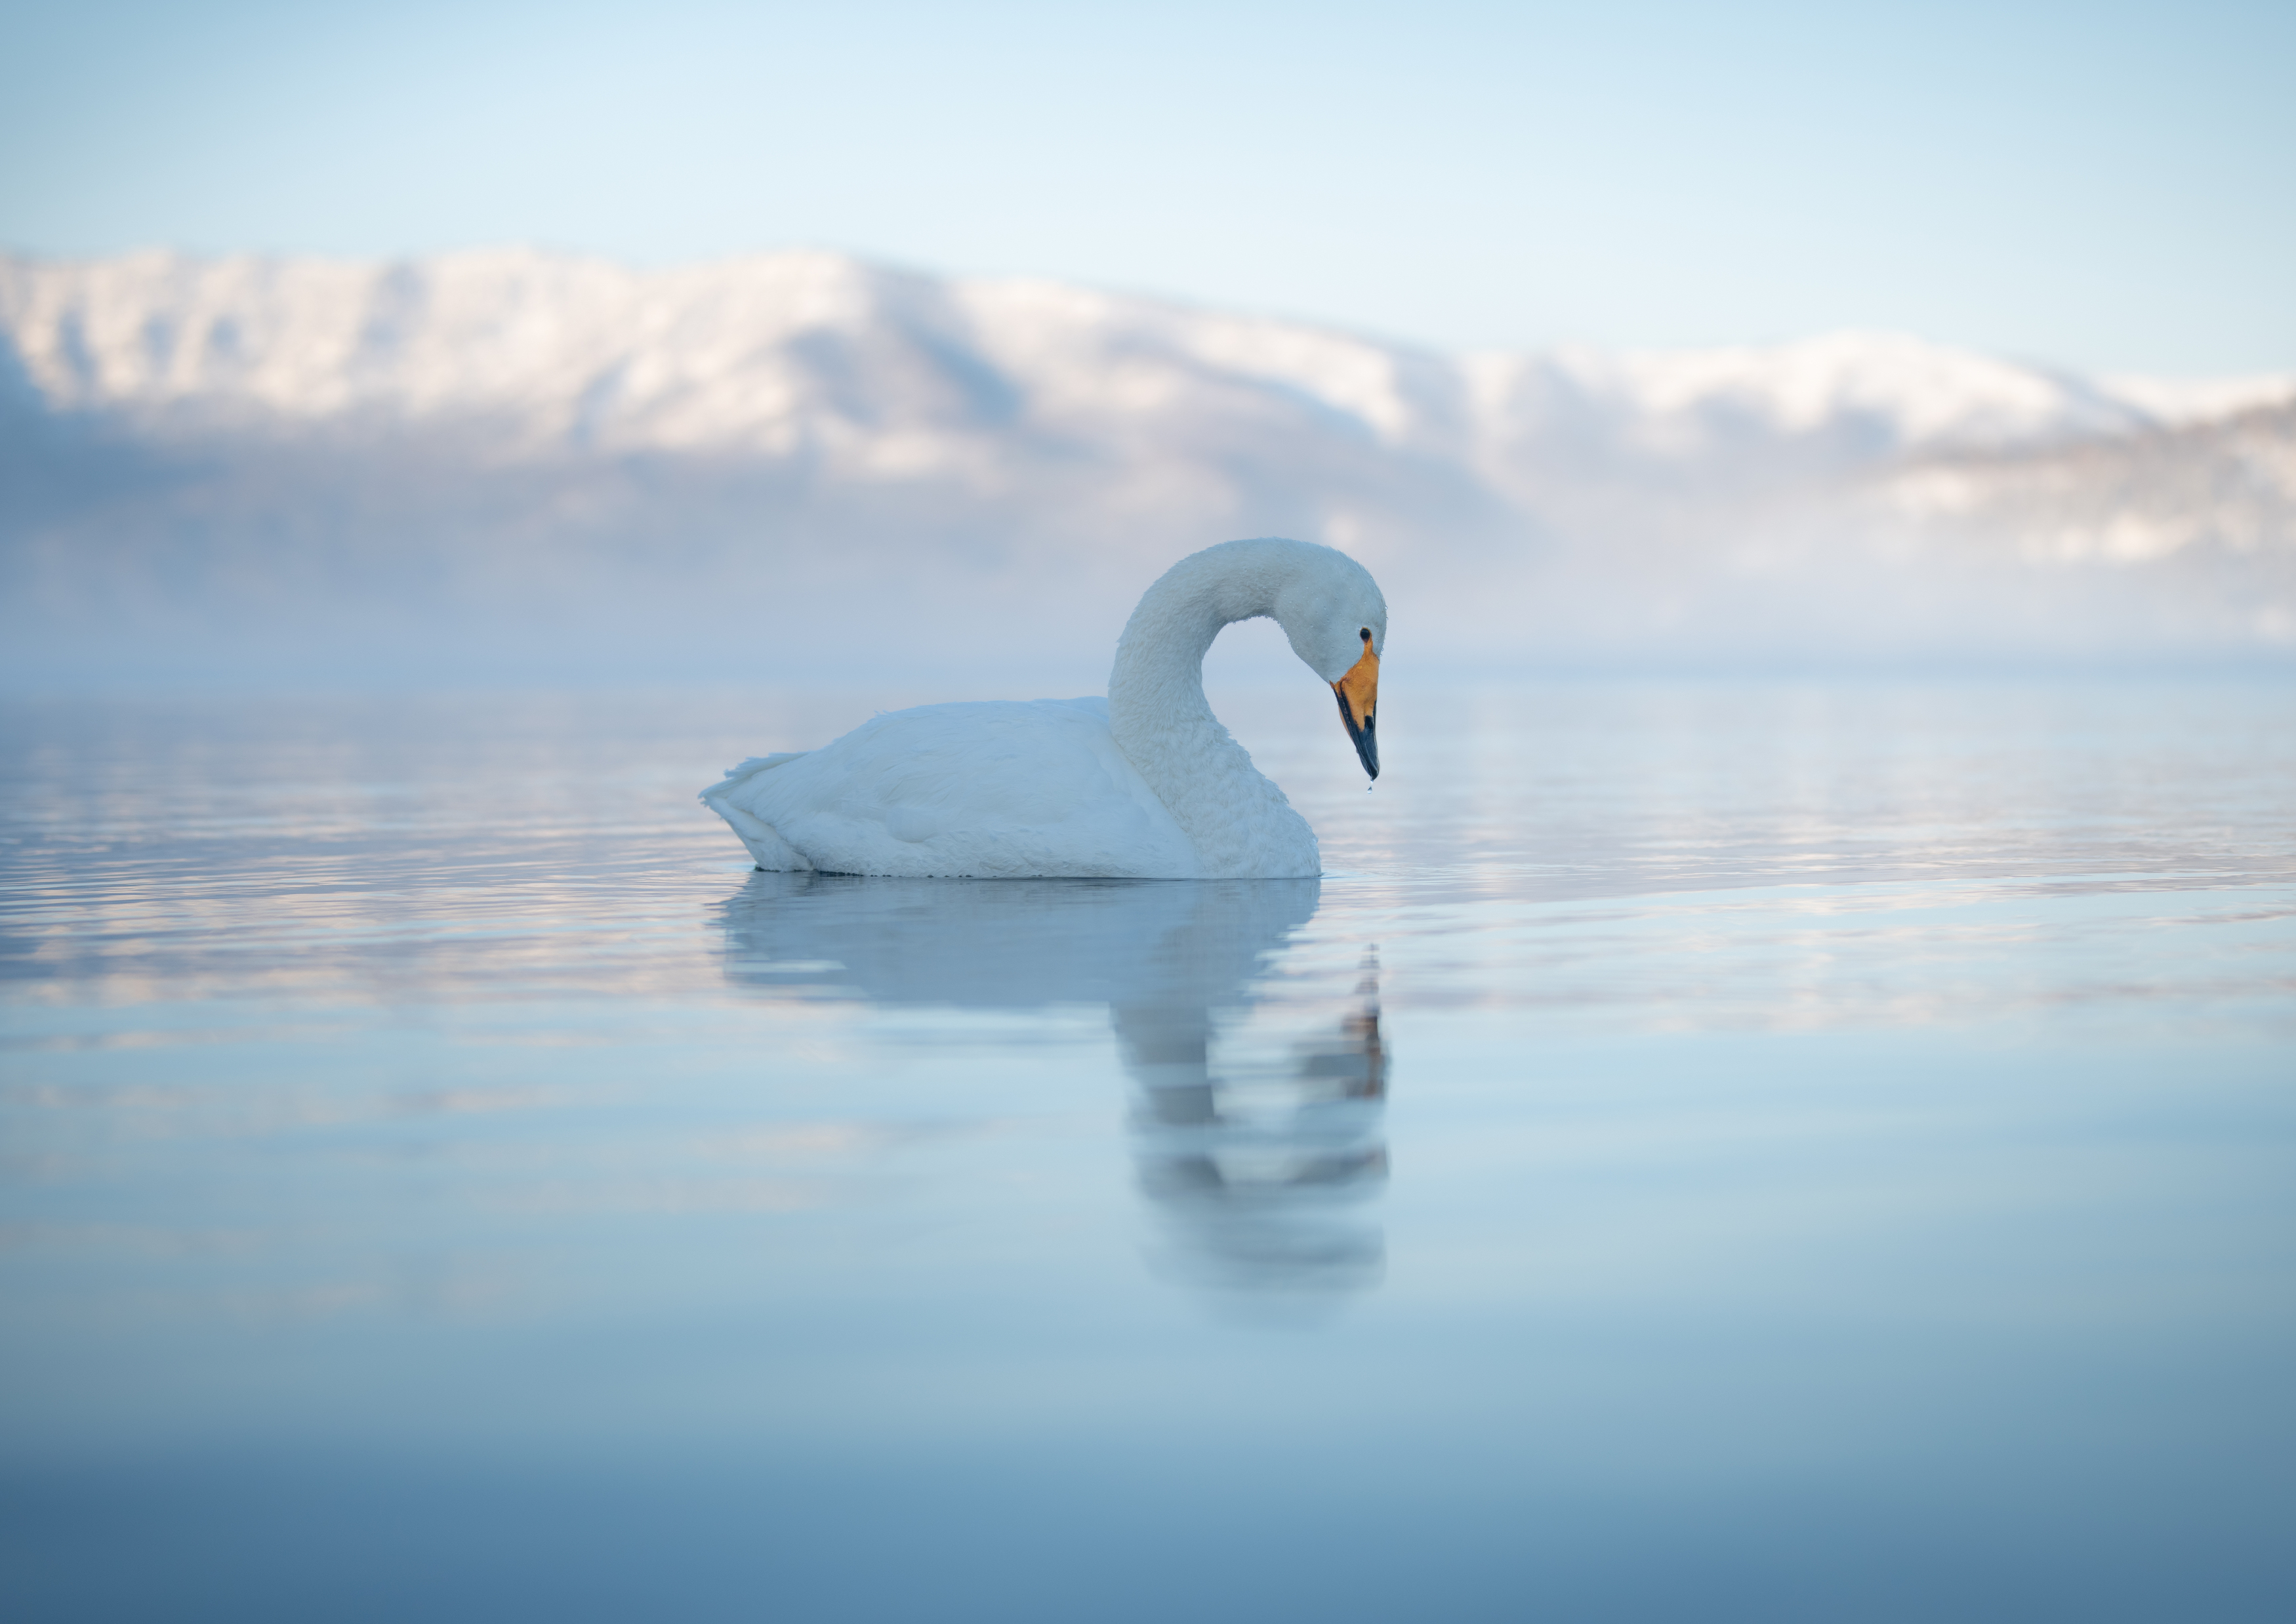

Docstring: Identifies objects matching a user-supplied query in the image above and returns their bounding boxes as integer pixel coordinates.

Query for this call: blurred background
[4,0,2291,688]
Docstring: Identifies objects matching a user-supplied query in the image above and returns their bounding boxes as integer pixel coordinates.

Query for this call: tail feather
[701,753,813,871]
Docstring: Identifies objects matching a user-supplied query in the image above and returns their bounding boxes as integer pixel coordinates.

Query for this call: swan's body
[702,537,1386,879]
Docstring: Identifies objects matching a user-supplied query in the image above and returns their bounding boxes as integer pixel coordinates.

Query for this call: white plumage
[701,537,1387,879]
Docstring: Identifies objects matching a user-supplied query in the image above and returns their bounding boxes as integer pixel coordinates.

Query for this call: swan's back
[703,698,1200,879]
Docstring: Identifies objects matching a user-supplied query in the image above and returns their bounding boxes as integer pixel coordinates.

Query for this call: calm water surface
[3,680,2293,1621]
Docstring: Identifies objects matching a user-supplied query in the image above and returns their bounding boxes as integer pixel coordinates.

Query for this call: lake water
[3,680,2293,1622]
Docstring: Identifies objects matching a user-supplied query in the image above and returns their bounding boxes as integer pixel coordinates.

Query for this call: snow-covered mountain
[3,247,2291,684]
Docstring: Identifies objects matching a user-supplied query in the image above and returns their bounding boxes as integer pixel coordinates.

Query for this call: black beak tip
[1334,686,1379,781]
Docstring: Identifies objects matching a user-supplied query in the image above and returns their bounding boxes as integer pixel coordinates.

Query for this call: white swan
[701,537,1385,879]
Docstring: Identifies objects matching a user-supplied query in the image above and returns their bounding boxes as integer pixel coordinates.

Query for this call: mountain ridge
[9,247,2286,454]
[4,248,2292,684]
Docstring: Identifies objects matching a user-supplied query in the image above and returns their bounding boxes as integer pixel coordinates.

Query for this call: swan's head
[1274,549,1387,781]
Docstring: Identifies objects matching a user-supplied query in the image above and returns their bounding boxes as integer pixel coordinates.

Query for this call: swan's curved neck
[1108,540,1303,741]
[1107,540,1313,865]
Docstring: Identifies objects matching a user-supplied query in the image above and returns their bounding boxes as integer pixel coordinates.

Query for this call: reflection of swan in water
[718,871,1387,1299]
[1124,954,1387,1298]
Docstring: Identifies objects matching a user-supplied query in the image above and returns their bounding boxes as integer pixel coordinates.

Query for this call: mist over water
[3,679,2291,1621]
[7,251,2292,689]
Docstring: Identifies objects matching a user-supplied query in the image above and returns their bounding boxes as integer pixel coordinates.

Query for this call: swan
[701,537,1385,879]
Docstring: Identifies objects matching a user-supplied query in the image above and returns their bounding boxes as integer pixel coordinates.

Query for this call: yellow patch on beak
[1332,638,1380,780]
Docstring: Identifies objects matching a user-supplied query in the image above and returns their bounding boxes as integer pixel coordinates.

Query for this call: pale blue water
[3,681,2293,1622]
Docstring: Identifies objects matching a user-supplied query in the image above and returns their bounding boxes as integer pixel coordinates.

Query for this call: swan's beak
[1332,642,1379,780]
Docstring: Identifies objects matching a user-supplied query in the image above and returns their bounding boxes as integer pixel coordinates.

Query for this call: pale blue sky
[2,0,2288,372]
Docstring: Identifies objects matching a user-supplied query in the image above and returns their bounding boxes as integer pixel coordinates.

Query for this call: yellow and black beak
[1332,636,1379,780]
